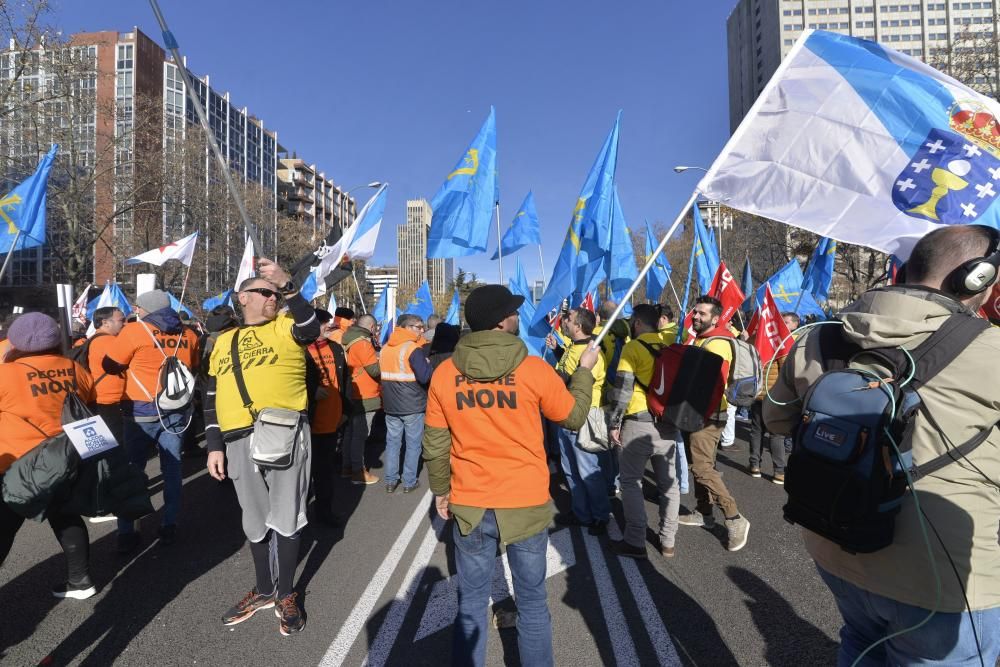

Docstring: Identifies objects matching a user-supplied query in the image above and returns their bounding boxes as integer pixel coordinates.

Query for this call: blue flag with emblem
[444,290,461,326]
[740,256,754,310]
[755,259,827,319]
[492,191,541,259]
[510,258,546,356]
[801,237,837,301]
[404,281,434,320]
[86,282,132,320]
[167,291,193,317]
[428,107,499,258]
[530,112,621,338]
[0,144,57,253]
[607,188,637,316]
[372,285,389,324]
[680,233,698,316]
[644,220,672,303]
[698,30,1000,258]
[692,204,720,295]
[202,289,233,312]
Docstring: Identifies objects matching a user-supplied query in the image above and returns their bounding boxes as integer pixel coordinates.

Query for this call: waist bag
[230,329,303,470]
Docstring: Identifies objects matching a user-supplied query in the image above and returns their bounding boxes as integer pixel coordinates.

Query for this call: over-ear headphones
[947,225,1000,296]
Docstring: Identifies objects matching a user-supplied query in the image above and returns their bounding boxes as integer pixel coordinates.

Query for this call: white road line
[363,517,445,667]
[319,490,433,667]
[608,520,682,666]
[581,531,641,666]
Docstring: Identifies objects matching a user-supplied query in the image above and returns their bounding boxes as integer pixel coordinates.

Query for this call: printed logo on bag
[814,423,847,447]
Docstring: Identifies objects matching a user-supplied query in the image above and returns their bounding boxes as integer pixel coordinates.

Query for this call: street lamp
[672,165,708,174]
[673,166,729,256]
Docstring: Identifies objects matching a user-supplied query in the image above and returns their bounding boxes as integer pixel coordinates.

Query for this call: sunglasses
[244,287,283,300]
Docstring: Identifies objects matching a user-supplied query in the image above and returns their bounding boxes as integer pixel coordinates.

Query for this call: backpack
[637,341,726,432]
[130,321,196,432]
[783,312,992,554]
[700,335,762,408]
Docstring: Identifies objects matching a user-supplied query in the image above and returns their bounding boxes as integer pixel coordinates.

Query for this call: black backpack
[783,310,992,554]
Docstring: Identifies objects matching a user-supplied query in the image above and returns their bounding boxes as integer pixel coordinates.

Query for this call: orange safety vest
[344,335,381,401]
[379,328,423,383]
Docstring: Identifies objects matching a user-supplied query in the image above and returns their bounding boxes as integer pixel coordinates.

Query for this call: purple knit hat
[8,312,61,354]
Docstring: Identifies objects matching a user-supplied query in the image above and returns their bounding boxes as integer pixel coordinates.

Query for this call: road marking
[319,490,433,667]
[363,517,446,667]
[581,530,641,666]
[608,521,682,666]
[413,527,577,641]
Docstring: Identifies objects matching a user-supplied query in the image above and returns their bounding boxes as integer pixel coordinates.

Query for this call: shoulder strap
[229,329,256,419]
[907,314,989,389]
[632,339,661,392]
[913,405,997,480]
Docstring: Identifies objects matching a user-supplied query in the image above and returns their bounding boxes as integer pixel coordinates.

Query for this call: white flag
[312,184,389,294]
[126,231,199,267]
[71,284,91,324]
[233,236,255,292]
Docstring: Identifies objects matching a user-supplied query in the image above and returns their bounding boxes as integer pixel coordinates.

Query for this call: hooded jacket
[765,286,1000,611]
[342,324,381,412]
[379,328,432,415]
[422,331,593,544]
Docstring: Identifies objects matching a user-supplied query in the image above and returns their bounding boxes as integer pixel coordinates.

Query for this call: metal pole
[536,245,546,289]
[177,260,194,309]
[148,0,263,255]
[593,191,700,349]
[352,271,367,314]
[495,202,504,284]
[0,230,22,284]
[666,272,684,314]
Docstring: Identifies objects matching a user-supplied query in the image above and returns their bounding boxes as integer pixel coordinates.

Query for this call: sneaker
[725,515,751,552]
[749,465,761,478]
[52,579,97,600]
[88,514,117,524]
[222,588,275,626]
[385,481,401,494]
[340,467,352,479]
[352,469,379,485]
[402,481,420,494]
[772,473,785,485]
[609,539,648,559]
[588,520,608,536]
[116,532,141,555]
[660,545,676,558]
[677,510,715,528]
[720,441,735,449]
[275,592,305,636]
[157,524,177,546]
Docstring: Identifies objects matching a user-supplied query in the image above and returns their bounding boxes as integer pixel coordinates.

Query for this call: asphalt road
[1,422,843,666]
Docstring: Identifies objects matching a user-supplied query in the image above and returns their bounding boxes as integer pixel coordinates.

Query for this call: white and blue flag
[698,30,1000,258]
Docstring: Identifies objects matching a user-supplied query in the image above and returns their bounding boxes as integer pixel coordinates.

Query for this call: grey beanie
[8,312,61,354]
[136,289,171,313]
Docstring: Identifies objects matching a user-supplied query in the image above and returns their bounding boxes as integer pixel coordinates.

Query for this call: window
[818,7,828,14]
[841,21,849,28]
[808,8,817,14]
[783,9,791,15]
[784,38,795,45]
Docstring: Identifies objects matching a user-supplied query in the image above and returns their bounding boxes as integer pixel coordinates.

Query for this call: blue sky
[54,0,738,286]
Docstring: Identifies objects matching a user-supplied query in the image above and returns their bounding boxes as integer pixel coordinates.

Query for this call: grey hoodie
[766,286,1000,611]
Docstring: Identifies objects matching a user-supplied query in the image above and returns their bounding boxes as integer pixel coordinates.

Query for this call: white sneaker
[726,516,750,552]
[88,515,117,524]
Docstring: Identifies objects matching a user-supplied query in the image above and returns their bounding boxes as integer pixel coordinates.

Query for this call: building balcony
[292,174,314,188]
[286,188,314,203]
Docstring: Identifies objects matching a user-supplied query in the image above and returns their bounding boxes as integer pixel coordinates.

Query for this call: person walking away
[81,307,127,447]
[204,259,319,636]
[747,312,799,484]
[766,225,1000,665]
[423,285,598,667]
[341,314,381,484]
[677,296,750,552]
[0,313,97,598]
[107,289,200,552]
[380,314,433,493]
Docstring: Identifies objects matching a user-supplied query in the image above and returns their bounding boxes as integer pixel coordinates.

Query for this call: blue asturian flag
[372,286,389,324]
[202,289,233,312]
[606,188,637,316]
[444,290,461,326]
[530,112,621,339]
[509,258,546,356]
[755,259,827,319]
[692,204,720,295]
[167,291,193,317]
[492,191,541,259]
[741,256,753,300]
[404,281,434,320]
[428,107,499,258]
[644,220,672,303]
[801,236,838,301]
[0,144,58,253]
[299,271,319,302]
[679,234,698,317]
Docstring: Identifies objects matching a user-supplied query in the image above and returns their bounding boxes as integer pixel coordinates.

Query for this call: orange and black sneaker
[222,588,275,626]
[275,592,305,636]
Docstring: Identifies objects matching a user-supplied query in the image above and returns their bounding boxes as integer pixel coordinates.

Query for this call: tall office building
[728,0,999,132]
[397,199,453,294]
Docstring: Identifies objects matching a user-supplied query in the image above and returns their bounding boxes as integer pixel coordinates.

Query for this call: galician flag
[233,235,255,292]
[312,184,389,297]
[127,231,198,267]
[698,30,1000,258]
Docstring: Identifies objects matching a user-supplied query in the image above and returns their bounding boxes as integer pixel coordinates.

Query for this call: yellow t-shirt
[555,339,606,408]
[209,314,308,432]
[656,323,678,347]
[693,335,734,411]
[616,332,664,416]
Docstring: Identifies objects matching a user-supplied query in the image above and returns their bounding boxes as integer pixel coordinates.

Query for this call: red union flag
[753,284,793,364]
[681,309,697,345]
[580,293,595,313]
[708,261,746,327]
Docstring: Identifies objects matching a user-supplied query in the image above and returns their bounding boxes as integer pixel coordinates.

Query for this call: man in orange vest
[380,313,432,493]
[342,313,380,484]
[423,285,598,665]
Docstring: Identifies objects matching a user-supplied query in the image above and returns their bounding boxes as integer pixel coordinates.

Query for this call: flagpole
[593,191,700,349]
[495,202,504,284]
[665,272,684,314]
[536,245,546,288]
[177,261,194,310]
[0,230,21,284]
[352,271,368,314]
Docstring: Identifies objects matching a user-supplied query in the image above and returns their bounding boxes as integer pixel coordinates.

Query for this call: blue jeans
[384,412,423,487]
[675,430,689,494]
[117,411,188,534]
[817,565,1000,666]
[557,428,610,524]
[452,510,552,667]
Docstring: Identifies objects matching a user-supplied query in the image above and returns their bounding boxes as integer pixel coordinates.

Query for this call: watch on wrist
[279,280,298,295]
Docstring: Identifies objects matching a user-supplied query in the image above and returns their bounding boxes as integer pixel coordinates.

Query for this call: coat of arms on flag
[893,104,1000,225]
